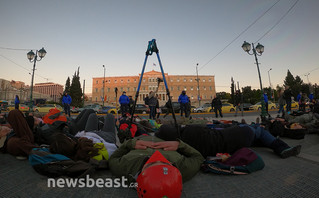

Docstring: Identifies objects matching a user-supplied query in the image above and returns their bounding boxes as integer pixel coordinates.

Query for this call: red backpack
[42,108,67,125]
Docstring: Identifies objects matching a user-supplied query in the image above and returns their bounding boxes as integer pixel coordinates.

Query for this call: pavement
[1,111,319,198]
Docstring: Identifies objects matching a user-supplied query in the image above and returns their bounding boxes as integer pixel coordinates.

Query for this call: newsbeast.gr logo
[47,175,138,188]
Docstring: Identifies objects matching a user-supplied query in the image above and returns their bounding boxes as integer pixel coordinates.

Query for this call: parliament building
[92,70,216,106]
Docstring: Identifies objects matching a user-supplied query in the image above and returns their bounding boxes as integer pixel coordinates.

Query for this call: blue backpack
[201,147,265,175]
[29,148,94,178]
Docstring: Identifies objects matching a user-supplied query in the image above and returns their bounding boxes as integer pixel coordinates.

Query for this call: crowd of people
[1,86,318,197]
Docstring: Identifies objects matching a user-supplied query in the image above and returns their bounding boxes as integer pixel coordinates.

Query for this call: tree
[64,77,71,93]
[69,67,83,107]
[284,70,304,99]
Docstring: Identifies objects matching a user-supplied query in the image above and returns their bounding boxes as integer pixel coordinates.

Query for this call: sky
[1,0,319,94]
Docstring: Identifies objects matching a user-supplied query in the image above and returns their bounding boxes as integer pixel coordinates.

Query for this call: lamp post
[27,47,47,111]
[102,65,106,106]
[195,63,201,106]
[268,68,274,101]
[304,73,310,84]
[242,41,267,120]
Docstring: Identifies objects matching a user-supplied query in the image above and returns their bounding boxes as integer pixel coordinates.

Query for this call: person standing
[148,81,160,120]
[212,96,223,118]
[128,96,134,115]
[234,91,241,117]
[62,92,72,117]
[263,92,269,114]
[277,90,286,117]
[119,91,129,116]
[283,86,293,114]
[178,90,189,118]
[14,95,20,110]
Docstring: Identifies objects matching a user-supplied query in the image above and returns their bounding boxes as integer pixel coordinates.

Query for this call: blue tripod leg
[156,52,179,133]
[130,54,149,124]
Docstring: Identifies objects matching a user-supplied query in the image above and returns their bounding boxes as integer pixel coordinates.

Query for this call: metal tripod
[129,39,179,132]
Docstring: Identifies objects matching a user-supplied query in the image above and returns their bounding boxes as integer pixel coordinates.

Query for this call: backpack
[29,148,95,178]
[201,147,265,175]
[42,108,67,125]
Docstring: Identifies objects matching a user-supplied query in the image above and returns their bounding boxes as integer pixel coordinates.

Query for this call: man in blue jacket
[119,91,129,116]
[62,92,72,117]
[178,90,190,118]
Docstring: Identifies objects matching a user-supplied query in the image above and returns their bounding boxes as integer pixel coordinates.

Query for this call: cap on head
[136,151,183,198]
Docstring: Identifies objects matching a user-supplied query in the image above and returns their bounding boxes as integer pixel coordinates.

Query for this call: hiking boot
[280,145,301,159]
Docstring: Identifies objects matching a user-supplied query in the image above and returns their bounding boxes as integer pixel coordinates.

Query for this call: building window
[162,86,164,90]
[184,78,186,82]
[115,80,117,83]
[96,80,98,84]
[209,79,212,82]
[128,79,130,82]
[190,79,193,82]
[191,96,194,100]
[203,86,206,90]
[120,87,123,92]
[95,97,97,102]
[184,87,187,91]
[177,86,180,91]
[127,87,130,92]
[203,79,206,82]
[170,79,173,82]
[121,79,123,83]
[204,95,207,99]
[134,87,136,91]
[143,79,145,82]
[177,79,180,82]
[108,88,110,92]
[162,95,165,100]
[210,86,212,91]
[134,79,137,82]
[171,87,174,91]
[149,86,152,90]
[95,88,98,93]
[191,86,193,90]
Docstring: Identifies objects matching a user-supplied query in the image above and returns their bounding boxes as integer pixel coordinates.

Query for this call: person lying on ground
[49,113,117,162]
[0,109,39,158]
[155,124,301,159]
[108,135,204,197]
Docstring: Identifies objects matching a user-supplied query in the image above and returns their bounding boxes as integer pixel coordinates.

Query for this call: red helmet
[136,151,183,198]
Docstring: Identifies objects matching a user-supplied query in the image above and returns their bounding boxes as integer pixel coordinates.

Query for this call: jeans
[180,103,188,117]
[149,106,156,120]
[278,105,284,115]
[64,104,71,117]
[248,125,276,147]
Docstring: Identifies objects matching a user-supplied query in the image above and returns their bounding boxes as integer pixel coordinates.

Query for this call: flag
[153,63,156,66]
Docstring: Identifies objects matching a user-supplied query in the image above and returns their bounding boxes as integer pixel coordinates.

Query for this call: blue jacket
[178,94,189,104]
[296,94,301,102]
[119,94,129,105]
[263,94,268,103]
[14,97,20,105]
[62,95,72,105]
[309,93,314,101]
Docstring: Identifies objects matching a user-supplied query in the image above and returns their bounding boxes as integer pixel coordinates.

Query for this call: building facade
[33,82,64,102]
[92,70,216,106]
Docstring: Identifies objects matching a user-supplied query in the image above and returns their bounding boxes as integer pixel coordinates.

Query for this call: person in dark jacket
[119,91,129,116]
[212,96,223,118]
[62,92,72,117]
[283,86,293,114]
[147,80,160,120]
[263,92,269,114]
[128,96,134,115]
[155,124,301,159]
[178,90,189,118]
[14,95,20,110]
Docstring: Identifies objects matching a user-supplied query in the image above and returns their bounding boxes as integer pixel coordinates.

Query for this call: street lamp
[102,65,106,106]
[268,68,274,101]
[242,41,267,120]
[27,47,47,111]
[304,73,310,84]
[195,63,201,106]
